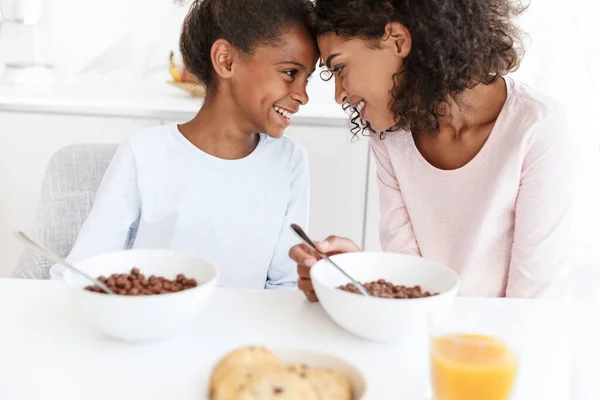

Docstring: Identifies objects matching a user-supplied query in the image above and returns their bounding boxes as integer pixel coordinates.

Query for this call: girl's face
[317,32,405,132]
[231,25,318,138]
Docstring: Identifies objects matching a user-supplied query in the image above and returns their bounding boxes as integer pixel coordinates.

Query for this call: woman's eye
[332,65,344,75]
[320,69,333,81]
[285,70,298,78]
[320,65,344,81]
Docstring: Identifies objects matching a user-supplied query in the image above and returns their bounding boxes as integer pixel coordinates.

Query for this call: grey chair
[11,144,117,279]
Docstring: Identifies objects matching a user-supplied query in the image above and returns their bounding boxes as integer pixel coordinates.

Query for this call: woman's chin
[367,121,390,133]
[362,114,395,133]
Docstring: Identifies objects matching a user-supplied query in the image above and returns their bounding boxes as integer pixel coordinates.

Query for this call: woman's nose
[334,75,348,105]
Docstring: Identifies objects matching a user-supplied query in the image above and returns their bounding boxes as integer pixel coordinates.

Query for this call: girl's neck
[178,92,260,160]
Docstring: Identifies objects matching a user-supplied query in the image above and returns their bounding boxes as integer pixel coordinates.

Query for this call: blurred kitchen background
[0,0,599,279]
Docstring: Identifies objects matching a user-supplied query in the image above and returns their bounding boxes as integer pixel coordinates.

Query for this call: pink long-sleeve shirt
[371,78,574,298]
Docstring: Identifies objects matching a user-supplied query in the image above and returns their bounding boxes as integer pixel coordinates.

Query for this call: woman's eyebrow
[319,53,340,68]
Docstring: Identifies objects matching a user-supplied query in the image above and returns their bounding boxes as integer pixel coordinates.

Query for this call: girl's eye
[285,70,298,78]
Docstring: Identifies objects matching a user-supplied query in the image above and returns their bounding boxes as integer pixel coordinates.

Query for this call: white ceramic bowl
[311,252,460,343]
[64,249,218,342]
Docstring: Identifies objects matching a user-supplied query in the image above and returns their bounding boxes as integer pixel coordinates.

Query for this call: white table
[0,279,596,400]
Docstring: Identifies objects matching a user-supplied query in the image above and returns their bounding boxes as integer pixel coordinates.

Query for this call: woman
[290,0,574,300]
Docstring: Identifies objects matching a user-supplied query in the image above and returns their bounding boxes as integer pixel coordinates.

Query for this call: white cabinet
[0,112,160,277]
[1,113,370,277]
[285,126,369,246]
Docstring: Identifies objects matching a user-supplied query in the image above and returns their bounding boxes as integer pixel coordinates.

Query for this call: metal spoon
[14,231,116,295]
[290,224,370,297]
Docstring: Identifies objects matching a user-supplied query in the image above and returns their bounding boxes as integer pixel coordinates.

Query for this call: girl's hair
[180,0,316,93]
[314,0,526,135]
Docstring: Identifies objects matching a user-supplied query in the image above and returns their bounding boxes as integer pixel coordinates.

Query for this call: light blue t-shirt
[50,124,309,289]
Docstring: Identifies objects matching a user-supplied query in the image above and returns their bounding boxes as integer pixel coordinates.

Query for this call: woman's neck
[411,77,508,170]
[178,92,260,160]
[439,77,507,137]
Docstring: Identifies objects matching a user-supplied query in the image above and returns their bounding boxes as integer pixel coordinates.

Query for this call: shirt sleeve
[264,145,310,290]
[506,105,575,298]
[50,140,141,279]
[370,137,421,255]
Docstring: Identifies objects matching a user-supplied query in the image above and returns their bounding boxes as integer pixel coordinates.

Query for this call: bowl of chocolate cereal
[64,249,218,342]
[310,252,459,343]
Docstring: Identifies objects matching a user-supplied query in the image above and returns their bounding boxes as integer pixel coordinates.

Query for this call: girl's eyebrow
[277,61,307,71]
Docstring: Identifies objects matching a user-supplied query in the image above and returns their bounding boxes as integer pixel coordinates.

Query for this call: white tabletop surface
[0,279,596,400]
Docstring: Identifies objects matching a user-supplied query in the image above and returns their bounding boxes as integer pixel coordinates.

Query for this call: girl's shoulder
[124,124,178,149]
[260,134,309,166]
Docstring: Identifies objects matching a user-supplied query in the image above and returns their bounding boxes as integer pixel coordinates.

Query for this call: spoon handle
[14,231,115,295]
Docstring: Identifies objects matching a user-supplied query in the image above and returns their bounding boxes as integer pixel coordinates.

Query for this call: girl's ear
[210,39,235,79]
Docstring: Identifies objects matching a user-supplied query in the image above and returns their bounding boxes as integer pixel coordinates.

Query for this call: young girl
[291,0,575,299]
[51,0,319,289]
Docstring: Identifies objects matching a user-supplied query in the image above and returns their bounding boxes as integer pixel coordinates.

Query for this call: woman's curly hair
[314,0,526,135]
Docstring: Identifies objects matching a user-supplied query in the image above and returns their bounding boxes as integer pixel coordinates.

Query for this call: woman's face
[317,31,406,132]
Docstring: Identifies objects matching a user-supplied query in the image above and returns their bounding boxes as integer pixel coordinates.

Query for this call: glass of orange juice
[428,308,520,400]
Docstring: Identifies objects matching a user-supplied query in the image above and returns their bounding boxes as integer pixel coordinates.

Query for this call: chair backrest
[12,144,118,279]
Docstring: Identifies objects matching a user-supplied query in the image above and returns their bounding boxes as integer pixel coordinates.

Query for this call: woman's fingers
[297,277,314,293]
[316,235,361,254]
[304,290,319,302]
[297,262,312,279]
[291,236,360,303]
[289,243,319,265]
[298,278,318,302]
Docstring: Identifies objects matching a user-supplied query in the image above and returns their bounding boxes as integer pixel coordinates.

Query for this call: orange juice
[431,334,518,400]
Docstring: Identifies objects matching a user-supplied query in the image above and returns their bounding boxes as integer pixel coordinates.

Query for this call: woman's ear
[210,39,235,79]
[382,22,412,58]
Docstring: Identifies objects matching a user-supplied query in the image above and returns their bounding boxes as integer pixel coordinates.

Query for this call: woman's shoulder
[368,129,413,157]
[503,78,568,145]
[507,78,566,121]
[505,79,575,182]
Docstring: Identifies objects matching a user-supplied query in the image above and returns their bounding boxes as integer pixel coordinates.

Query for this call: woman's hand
[289,236,361,302]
